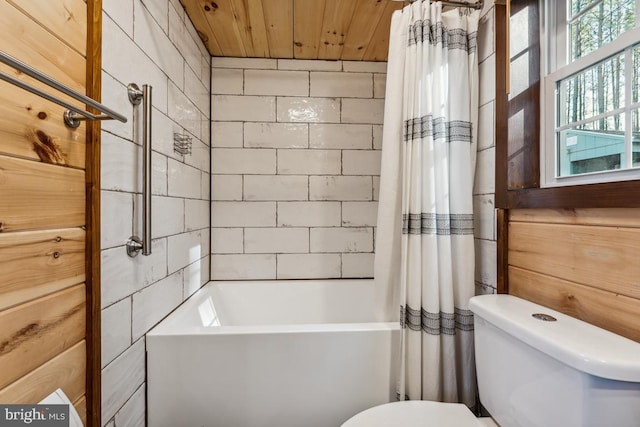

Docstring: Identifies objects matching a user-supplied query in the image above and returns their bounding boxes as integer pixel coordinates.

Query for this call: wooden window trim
[494,0,640,209]
[86,0,102,425]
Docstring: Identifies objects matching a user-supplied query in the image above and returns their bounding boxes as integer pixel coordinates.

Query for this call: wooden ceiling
[180,0,407,61]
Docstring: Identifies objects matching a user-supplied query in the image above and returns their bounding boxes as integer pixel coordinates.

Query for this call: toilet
[343,294,640,426]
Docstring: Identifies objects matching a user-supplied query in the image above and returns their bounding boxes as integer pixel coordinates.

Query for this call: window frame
[493,0,640,210]
[540,0,640,188]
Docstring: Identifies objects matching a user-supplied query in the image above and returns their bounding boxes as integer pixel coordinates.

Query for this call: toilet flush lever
[532,313,557,322]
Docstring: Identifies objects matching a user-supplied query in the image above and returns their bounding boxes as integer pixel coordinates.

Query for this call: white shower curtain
[374,0,480,408]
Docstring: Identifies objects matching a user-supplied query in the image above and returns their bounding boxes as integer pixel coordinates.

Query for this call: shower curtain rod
[395,0,484,10]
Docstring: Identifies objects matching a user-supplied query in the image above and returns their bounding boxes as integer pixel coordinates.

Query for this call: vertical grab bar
[126,83,153,257]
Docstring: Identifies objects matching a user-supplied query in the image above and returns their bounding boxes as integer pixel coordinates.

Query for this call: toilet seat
[342,401,485,427]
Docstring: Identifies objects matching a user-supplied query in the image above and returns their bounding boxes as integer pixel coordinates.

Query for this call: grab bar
[126,84,153,257]
[0,50,127,127]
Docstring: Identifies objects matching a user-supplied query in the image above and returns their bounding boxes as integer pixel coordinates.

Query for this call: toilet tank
[469,295,640,427]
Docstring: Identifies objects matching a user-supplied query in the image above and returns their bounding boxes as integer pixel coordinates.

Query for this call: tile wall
[210,58,386,280]
[474,2,498,295]
[99,0,210,425]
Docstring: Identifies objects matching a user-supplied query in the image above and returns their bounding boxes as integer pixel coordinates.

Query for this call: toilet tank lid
[469,295,640,382]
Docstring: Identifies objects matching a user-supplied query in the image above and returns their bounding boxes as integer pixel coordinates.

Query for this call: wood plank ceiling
[180,0,407,61]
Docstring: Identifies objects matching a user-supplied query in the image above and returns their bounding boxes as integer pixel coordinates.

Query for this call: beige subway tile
[211,148,276,174]
[473,194,495,241]
[479,54,495,106]
[373,73,386,98]
[277,97,340,123]
[132,271,183,340]
[245,69,309,96]
[342,150,381,175]
[244,175,308,201]
[211,68,243,95]
[244,228,309,253]
[101,339,145,422]
[277,254,341,279]
[211,228,244,254]
[278,201,341,227]
[244,122,308,148]
[342,202,378,227]
[343,61,388,73]
[309,176,372,201]
[341,99,384,124]
[185,199,209,231]
[310,227,373,253]
[212,57,277,69]
[309,124,372,149]
[101,298,132,368]
[373,125,383,149]
[478,101,495,151]
[474,239,497,287]
[152,196,184,238]
[168,230,204,273]
[212,122,243,148]
[278,149,341,175]
[211,175,243,201]
[342,253,374,278]
[210,254,276,280]
[168,159,201,199]
[310,72,372,98]
[212,95,276,122]
[211,202,276,227]
[474,147,495,195]
[278,59,342,71]
[373,176,380,201]
[478,8,495,63]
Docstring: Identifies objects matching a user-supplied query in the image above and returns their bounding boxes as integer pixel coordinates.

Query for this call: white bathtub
[146,279,400,427]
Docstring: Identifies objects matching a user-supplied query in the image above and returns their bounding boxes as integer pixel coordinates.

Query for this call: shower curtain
[374,0,480,408]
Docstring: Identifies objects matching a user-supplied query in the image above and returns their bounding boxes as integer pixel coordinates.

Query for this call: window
[542,0,640,187]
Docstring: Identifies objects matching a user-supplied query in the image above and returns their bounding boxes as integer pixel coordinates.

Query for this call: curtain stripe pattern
[408,20,478,52]
[375,0,480,409]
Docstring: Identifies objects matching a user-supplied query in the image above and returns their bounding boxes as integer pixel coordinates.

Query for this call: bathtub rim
[147,279,400,337]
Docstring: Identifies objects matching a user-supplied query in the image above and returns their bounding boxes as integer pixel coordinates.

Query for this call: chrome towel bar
[0,50,127,128]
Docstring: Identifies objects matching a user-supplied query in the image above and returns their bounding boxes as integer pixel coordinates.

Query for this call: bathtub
[146,279,400,427]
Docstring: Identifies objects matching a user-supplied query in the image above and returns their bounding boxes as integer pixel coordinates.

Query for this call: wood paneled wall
[0,0,96,423]
[507,209,640,343]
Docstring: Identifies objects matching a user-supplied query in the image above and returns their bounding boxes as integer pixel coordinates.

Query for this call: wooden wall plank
[317,0,357,59]
[0,83,86,169]
[0,228,85,311]
[0,340,86,404]
[0,285,85,390]
[510,266,640,343]
[200,0,248,57]
[362,2,401,61]
[509,221,640,300]
[496,208,509,294]
[293,0,327,59]
[0,1,86,93]
[510,208,640,228]
[263,0,294,58]
[73,395,87,426]
[7,0,87,56]
[0,155,85,232]
[339,0,388,60]
[179,0,223,55]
